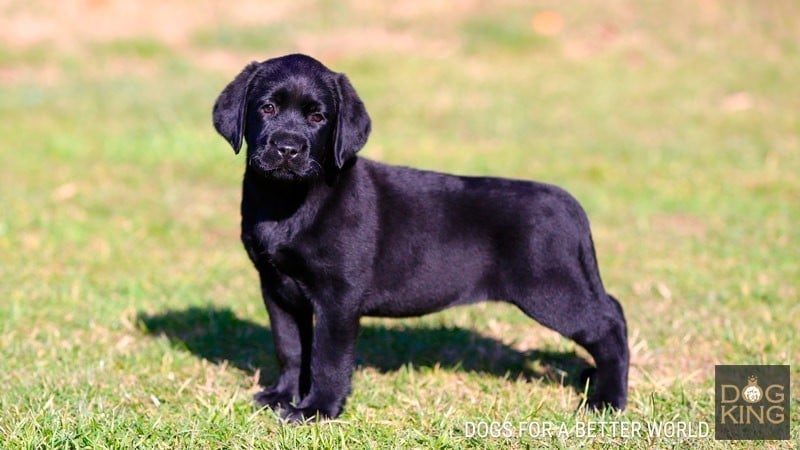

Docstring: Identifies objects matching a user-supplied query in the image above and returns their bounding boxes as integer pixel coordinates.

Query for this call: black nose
[270,138,304,159]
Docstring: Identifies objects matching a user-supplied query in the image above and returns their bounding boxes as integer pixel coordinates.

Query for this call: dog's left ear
[332,74,371,168]
[213,62,261,154]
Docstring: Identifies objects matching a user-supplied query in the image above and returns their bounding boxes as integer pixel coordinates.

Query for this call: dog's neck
[241,166,340,223]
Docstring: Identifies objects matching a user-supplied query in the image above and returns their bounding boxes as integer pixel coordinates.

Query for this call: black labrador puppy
[213,54,629,422]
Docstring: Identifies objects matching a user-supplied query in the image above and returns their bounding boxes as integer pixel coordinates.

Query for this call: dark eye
[309,113,325,123]
[262,103,276,116]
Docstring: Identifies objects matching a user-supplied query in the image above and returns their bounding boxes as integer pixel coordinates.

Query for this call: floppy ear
[332,74,371,168]
[212,62,261,154]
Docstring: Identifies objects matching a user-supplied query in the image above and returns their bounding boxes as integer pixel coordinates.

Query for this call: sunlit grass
[1,0,798,448]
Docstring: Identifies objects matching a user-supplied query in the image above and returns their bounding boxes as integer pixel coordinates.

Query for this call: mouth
[252,162,296,178]
[265,166,303,181]
[248,156,308,181]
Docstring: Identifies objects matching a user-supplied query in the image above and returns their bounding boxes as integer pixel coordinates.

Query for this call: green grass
[1,0,799,448]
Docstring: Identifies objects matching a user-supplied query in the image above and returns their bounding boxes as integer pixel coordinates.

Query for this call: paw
[253,389,295,410]
[279,403,339,423]
[281,406,324,423]
[586,396,625,412]
[585,394,626,412]
[579,368,627,412]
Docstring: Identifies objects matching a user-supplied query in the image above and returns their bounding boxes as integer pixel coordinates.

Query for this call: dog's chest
[240,219,294,266]
[252,221,291,256]
[242,220,311,302]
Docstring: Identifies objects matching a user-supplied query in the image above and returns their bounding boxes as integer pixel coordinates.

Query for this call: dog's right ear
[212,62,261,154]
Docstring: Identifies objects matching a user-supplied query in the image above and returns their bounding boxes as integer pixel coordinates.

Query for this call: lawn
[1,0,798,448]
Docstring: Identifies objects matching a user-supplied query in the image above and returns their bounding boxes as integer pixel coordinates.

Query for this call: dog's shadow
[137,306,592,392]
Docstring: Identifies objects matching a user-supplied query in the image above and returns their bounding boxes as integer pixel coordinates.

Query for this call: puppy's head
[213,54,371,182]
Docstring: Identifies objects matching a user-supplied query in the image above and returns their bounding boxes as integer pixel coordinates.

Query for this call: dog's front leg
[281,305,360,422]
[254,288,312,412]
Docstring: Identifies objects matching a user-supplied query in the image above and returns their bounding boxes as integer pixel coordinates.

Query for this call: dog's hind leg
[508,259,629,410]
[577,294,629,410]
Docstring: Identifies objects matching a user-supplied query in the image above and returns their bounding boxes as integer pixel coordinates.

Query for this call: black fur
[212,54,629,422]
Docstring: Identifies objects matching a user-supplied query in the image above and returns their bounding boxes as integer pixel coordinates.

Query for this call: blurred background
[1,0,798,445]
